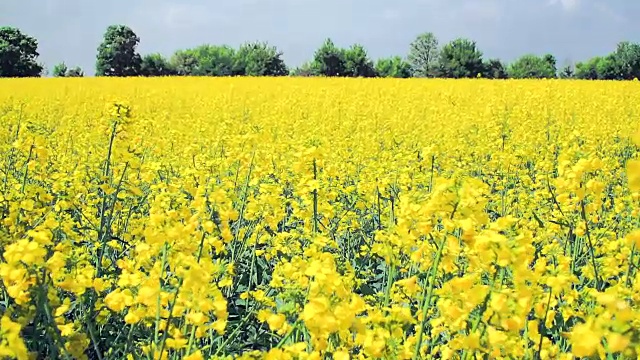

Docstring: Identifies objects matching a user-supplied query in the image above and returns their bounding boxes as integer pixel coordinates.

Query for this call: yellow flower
[266,313,286,332]
[4,73,640,360]
[265,349,286,360]
[186,312,207,326]
[333,350,350,360]
[182,351,203,360]
[124,311,140,325]
[0,316,29,360]
[626,230,640,248]
[627,159,640,191]
[93,277,108,292]
[104,291,126,312]
[57,323,75,337]
[165,337,188,349]
[569,321,601,357]
[605,332,629,353]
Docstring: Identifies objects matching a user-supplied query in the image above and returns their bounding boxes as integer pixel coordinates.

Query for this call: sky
[1,0,638,75]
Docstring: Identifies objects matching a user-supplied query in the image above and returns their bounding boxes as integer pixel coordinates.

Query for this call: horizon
[1,0,638,75]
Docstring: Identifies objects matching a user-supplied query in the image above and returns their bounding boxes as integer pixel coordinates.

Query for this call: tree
[543,54,558,76]
[169,45,237,76]
[407,32,439,77]
[558,59,574,79]
[610,41,640,80]
[508,54,557,79]
[312,38,346,77]
[290,61,316,77]
[575,57,604,80]
[141,53,175,76]
[96,25,142,76]
[234,42,288,76]
[0,26,43,77]
[52,62,68,77]
[575,55,619,80]
[187,44,237,76]
[52,62,84,77]
[343,44,376,78]
[559,65,574,79]
[170,50,199,76]
[375,56,412,78]
[66,66,84,77]
[435,38,484,78]
[483,58,508,79]
[574,42,640,81]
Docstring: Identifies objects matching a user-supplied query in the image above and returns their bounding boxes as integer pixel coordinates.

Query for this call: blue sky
[1,0,637,75]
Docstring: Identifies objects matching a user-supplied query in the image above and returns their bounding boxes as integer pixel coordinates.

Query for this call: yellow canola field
[1,77,640,360]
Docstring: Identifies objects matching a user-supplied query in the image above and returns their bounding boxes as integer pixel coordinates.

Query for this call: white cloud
[549,0,580,11]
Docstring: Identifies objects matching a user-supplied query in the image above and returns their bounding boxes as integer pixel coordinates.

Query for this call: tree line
[2,24,640,80]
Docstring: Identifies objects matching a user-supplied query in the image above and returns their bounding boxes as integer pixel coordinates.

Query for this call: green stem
[153,243,169,351]
[87,321,104,360]
[376,186,382,230]
[429,155,435,192]
[460,268,502,360]
[157,279,184,360]
[536,290,553,360]
[38,270,72,360]
[625,244,636,287]
[121,324,136,360]
[413,235,447,359]
[104,121,118,178]
[20,143,34,194]
[275,320,301,348]
[581,200,601,290]
[313,158,318,234]
[384,264,396,309]
[212,312,255,356]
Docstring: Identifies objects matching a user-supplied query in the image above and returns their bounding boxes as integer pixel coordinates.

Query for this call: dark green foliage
[52,62,84,77]
[52,62,68,77]
[543,54,557,75]
[596,56,620,80]
[234,42,288,76]
[483,58,508,79]
[0,26,43,77]
[308,40,376,78]
[187,44,237,76]
[196,44,237,76]
[575,57,604,79]
[312,38,346,77]
[559,65,574,79]
[170,50,199,76]
[375,56,412,78]
[435,38,485,78]
[575,56,617,80]
[610,41,640,80]
[508,54,557,79]
[95,25,142,77]
[343,44,376,78]
[66,66,84,77]
[168,45,236,76]
[289,62,316,77]
[5,23,640,81]
[141,53,175,76]
[573,42,640,80]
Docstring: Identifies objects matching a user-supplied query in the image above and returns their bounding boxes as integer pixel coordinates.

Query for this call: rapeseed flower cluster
[0,77,639,359]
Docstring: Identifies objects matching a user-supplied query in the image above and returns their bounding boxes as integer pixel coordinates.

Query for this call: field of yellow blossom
[1,77,640,360]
